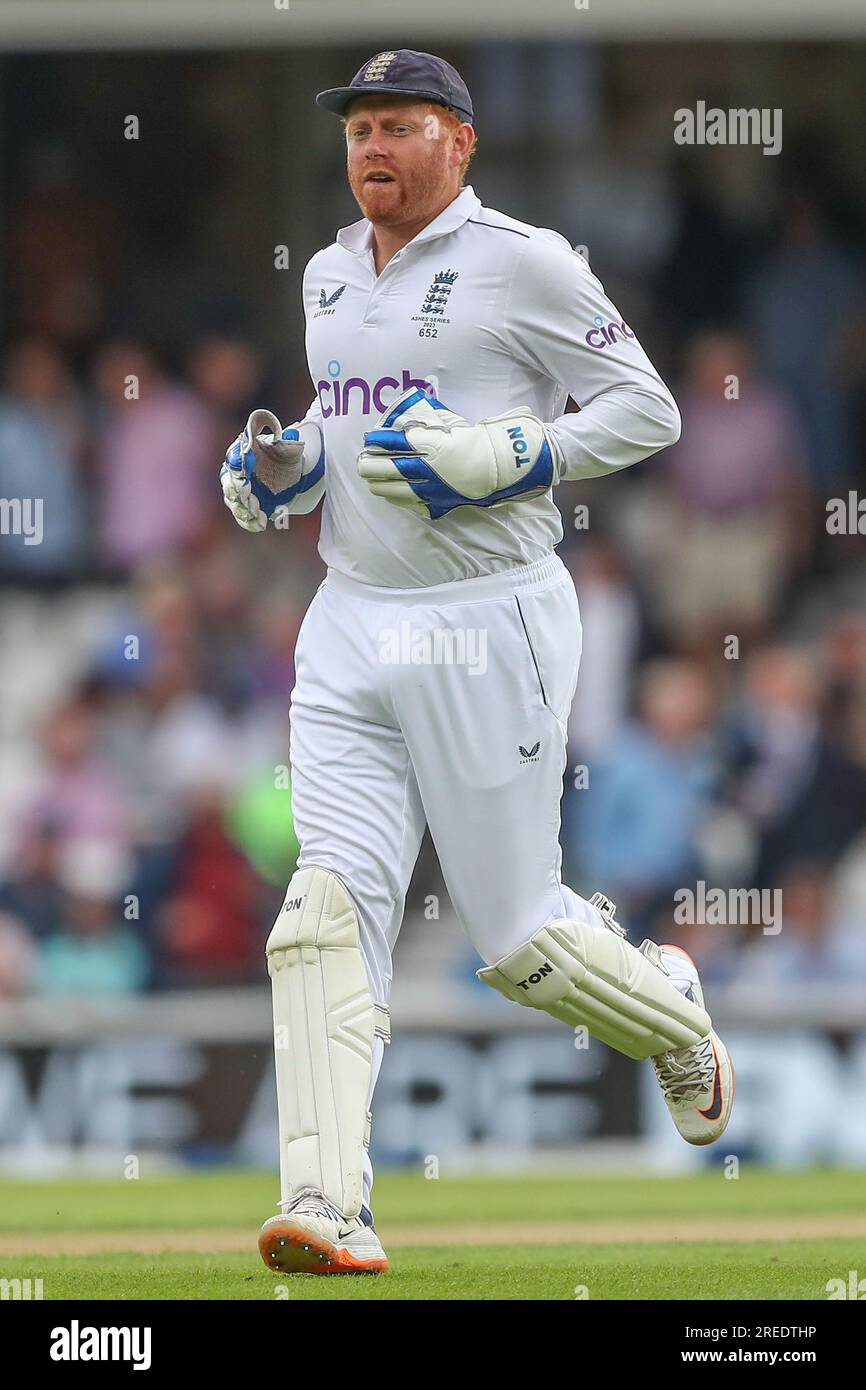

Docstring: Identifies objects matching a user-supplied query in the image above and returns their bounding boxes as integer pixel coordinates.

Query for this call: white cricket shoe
[641,940,735,1145]
[589,896,734,1145]
[258,1188,388,1275]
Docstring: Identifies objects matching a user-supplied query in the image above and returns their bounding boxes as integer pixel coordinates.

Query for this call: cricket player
[220,50,734,1276]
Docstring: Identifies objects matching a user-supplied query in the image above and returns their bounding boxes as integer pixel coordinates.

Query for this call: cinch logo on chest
[317,366,438,418]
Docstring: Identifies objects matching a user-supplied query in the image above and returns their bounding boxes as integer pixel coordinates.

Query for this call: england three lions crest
[412,269,459,334]
[421,269,459,315]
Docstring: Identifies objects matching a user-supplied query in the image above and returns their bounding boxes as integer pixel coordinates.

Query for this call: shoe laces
[279,1188,342,1221]
[652,1037,715,1106]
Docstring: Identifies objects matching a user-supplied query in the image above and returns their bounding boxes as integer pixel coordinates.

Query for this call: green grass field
[1,1169,863,1300]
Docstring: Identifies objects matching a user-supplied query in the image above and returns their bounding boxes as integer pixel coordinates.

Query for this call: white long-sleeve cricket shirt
[292,184,680,588]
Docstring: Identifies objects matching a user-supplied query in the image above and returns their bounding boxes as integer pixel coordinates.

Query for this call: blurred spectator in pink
[653,330,811,655]
[94,340,218,571]
[17,694,130,855]
[0,911,38,998]
[35,839,148,997]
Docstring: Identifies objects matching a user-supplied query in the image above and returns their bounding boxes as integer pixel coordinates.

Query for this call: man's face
[345,97,468,226]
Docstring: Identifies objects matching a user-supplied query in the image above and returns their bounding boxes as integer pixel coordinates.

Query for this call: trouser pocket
[513,581,582,727]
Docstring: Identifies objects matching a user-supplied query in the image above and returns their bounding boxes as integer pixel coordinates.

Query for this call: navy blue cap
[316,49,473,125]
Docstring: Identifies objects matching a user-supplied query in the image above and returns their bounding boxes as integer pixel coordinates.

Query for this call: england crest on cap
[363,52,398,82]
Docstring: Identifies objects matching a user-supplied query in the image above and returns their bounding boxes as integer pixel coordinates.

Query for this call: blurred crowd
[0,329,323,996]
[1,75,866,1001]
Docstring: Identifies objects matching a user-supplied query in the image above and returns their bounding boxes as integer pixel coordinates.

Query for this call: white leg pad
[266,865,389,1217]
[477,917,710,1060]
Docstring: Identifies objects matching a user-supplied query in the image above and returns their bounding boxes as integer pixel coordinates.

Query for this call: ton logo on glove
[357,386,563,520]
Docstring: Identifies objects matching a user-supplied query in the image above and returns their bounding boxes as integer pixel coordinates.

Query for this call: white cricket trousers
[288,552,604,1207]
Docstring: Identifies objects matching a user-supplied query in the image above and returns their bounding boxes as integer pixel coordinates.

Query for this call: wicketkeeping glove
[221,409,324,532]
[357,387,562,520]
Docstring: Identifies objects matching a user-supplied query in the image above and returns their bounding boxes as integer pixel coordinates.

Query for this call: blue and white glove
[357,387,562,520]
[221,409,323,532]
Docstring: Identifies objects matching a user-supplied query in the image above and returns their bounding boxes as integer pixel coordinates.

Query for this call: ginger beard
[346,106,462,229]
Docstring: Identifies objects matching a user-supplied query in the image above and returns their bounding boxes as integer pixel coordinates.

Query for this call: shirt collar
[336,185,481,256]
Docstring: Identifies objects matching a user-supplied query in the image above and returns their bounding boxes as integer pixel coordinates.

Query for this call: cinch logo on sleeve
[585,315,636,349]
[317,363,438,418]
